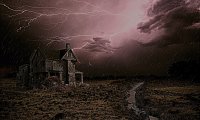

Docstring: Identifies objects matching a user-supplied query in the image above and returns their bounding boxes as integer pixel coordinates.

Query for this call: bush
[41,76,70,92]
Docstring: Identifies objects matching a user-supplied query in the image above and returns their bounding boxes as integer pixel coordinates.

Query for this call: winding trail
[127,82,159,120]
[127,82,144,109]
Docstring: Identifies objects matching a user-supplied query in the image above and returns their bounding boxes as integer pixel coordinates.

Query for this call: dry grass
[0,78,135,120]
[153,86,200,94]
[143,80,200,120]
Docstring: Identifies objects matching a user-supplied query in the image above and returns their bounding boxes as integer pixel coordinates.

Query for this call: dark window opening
[50,72,60,78]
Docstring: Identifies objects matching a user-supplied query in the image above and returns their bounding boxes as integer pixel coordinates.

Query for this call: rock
[51,113,65,120]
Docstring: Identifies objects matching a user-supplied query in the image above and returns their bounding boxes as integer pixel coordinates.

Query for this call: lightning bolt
[0,1,125,30]
[0,0,133,52]
[45,34,94,47]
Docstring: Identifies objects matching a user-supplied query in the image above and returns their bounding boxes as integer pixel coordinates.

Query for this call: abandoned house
[17,43,83,88]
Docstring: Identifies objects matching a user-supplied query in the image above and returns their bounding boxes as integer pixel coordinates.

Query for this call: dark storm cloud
[148,0,185,16]
[187,22,200,29]
[137,14,164,33]
[138,0,200,47]
[81,37,116,53]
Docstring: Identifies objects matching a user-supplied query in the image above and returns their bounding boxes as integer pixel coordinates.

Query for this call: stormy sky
[0,0,199,76]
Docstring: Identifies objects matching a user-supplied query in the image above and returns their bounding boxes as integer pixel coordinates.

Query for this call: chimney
[66,43,70,50]
[60,43,71,59]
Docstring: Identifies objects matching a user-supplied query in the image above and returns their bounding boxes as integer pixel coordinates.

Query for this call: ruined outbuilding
[17,43,83,88]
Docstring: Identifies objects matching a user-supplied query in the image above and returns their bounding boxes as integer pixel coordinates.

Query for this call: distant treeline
[83,75,168,81]
[84,60,200,81]
[168,60,200,81]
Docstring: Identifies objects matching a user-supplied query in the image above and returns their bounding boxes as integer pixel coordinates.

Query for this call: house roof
[30,47,46,62]
[30,45,78,61]
[61,49,77,62]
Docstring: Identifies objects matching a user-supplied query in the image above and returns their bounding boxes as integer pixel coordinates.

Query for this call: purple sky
[0,0,200,76]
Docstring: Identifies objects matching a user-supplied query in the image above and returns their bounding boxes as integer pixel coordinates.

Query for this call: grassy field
[142,80,200,120]
[0,78,140,120]
[1,78,199,120]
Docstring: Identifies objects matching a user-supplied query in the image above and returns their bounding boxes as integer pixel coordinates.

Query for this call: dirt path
[127,82,159,120]
[127,82,144,109]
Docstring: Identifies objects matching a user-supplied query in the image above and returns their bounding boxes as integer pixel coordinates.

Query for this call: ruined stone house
[17,43,83,88]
